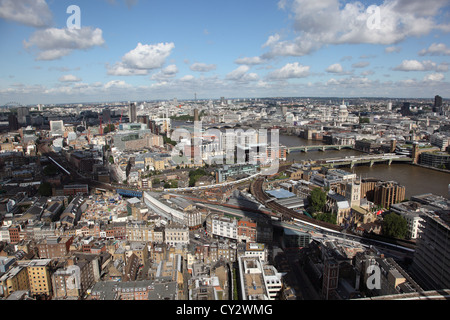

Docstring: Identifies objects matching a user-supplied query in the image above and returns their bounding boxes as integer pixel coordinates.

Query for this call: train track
[250,177,342,232]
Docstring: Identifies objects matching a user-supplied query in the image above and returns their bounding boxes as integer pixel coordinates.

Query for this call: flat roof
[266,188,296,199]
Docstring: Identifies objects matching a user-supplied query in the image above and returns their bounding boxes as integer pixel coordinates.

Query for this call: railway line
[250,177,342,232]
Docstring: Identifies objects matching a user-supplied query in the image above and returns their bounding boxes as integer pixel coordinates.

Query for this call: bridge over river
[319,153,413,168]
[287,144,353,153]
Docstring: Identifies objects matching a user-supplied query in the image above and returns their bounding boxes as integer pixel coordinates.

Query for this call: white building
[390,201,425,240]
[164,223,189,247]
[210,215,238,241]
[50,120,64,136]
[238,256,283,300]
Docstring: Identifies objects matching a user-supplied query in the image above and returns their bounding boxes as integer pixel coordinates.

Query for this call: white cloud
[260,0,449,59]
[106,63,149,76]
[423,73,445,82]
[326,63,344,73]
[107,42,175,76]
[0,0,52,28]
[190,62,216,72]
[352,61,370,68]
[151,64,179,80]
[122,42,174,70]
[58,74,81,82]
[234,56,265,65]
[385,46,402,53]
[225,65,259,82]
[393,59,448,72]
[262,34,281,48]
[267,62,310,79]
[180,75,195,81]
[419,43,450,56]
[24,27,105,60]
[104,80,131,89]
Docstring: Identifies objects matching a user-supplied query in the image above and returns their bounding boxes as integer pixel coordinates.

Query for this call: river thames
[170,121,449,199]
[280,134,450,199]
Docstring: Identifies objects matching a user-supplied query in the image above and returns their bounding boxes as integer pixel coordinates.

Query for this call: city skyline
[0,0,450,105]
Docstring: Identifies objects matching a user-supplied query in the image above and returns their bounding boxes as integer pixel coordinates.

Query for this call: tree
[103,124,115,134]
[309,187,327,213]
[314,212,337,224]
[359,117,370,124]
[382,212,408,239]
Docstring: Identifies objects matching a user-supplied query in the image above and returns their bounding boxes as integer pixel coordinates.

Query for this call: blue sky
[0,0,449,104]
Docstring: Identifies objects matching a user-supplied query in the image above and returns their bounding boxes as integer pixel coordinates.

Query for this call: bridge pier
[370,160,374,167]
[388,159,392,165]
[350,161,355,169]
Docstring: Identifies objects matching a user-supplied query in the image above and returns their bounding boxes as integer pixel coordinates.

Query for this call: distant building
[433,95,443,114]
[194,108,199,122]
[17,107,29,125]
[8,114,19,131]
[128,103,137,123]
[50,120,64,136]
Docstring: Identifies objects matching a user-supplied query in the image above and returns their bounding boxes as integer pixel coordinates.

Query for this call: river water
[280,134,449,199]
[170,122,449,199]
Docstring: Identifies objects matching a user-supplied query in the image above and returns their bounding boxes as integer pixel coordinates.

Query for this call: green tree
[359,117,370,124]
[382,212,408,239]
[103,124,115,134]
[188,168,208,187]
[309,187,327,213]
[314,212,337,224]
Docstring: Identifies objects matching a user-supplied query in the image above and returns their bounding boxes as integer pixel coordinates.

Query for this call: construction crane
[116,109,124,128]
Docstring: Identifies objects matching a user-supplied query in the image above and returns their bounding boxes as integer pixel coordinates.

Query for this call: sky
[0,0,449,105]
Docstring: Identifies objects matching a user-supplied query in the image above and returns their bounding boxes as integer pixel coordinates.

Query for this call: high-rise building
[433,95,442,114]
[102,108,111,124]
[411,205,450,290]
[400,102,412,116]
[128,102,137,123]
[8,114,19,131]
[194,108,199,122]
[17,107,29,124]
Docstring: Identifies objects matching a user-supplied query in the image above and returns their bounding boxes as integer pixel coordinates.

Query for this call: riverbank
[412,163,450,174]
